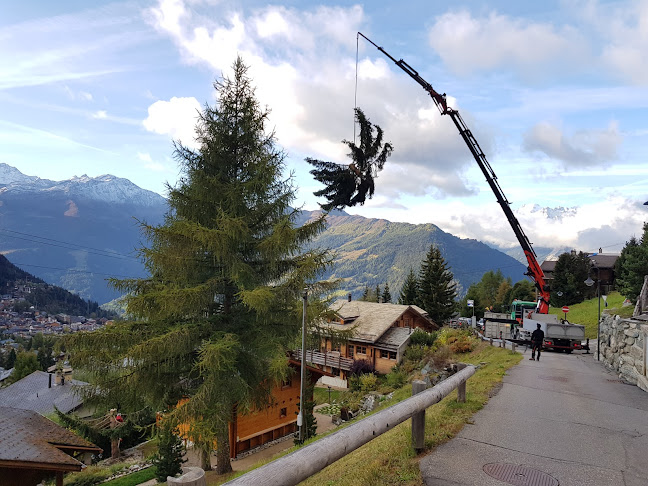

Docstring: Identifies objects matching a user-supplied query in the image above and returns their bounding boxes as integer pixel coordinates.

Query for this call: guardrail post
[411,380,426,453]
[456,364,467,403]
[489,338,493,346]
[512,343,516,353]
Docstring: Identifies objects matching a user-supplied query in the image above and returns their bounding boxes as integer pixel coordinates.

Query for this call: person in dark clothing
[530,323,544,361]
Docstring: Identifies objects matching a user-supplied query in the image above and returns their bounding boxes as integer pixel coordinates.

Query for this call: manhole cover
[483,463,559,486]
[538,375,568,383]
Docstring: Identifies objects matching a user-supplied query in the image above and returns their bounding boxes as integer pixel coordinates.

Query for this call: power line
[10,261,141,280]
[0,229,140,261]
[0,229,140,262]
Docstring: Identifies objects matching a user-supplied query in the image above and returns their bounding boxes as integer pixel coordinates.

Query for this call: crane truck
[358,33,585,352]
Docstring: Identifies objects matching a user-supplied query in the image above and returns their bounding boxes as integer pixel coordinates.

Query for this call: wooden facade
[177,361,329,459]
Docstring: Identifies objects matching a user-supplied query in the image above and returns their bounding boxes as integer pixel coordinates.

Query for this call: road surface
[420,346,648,485]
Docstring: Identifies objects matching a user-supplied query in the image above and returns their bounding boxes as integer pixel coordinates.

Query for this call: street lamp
[584,261,601,361]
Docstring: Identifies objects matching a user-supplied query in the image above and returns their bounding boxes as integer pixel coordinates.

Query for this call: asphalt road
[420,346,648,486]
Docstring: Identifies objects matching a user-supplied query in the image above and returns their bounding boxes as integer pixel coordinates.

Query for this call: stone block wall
[599,313,648,393]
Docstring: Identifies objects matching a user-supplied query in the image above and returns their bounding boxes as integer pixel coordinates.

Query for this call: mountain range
[0,163,532,304]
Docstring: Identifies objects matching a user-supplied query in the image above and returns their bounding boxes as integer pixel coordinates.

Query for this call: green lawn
[100,467,157,486]
[313,386,343,406]
[548,291,633,338]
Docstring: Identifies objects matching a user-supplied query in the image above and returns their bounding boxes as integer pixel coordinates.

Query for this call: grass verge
[100,467,157,486]
[206,341,521,486]
[548,291,632,338]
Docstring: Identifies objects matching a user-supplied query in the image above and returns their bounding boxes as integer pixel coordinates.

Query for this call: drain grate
[483,463,559,486]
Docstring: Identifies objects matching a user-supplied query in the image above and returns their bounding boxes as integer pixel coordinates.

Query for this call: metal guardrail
[223,364,476,486]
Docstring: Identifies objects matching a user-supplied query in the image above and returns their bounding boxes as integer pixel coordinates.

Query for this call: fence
[223,364,476,486]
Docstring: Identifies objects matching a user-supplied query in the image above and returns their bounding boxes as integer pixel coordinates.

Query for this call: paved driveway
[420,347,648,485]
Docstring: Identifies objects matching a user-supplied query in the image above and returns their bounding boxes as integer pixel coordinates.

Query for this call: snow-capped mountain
[0,163,165,207]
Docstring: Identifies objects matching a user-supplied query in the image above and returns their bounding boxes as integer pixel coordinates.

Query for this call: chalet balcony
[291,349,354,372]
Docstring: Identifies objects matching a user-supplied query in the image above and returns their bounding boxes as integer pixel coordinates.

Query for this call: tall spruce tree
[550,251,591,306]
[398,268,419,305]
[382,283,392,303]
[65,57,331,475]
[417,245,457,325]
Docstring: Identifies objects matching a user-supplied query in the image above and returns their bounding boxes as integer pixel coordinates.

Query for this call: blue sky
[1,0,648,254]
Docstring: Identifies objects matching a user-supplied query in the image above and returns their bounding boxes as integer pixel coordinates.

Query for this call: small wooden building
[0,406,101,486]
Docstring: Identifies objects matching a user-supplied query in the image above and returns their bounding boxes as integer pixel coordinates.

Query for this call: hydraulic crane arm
[358,32,550,314]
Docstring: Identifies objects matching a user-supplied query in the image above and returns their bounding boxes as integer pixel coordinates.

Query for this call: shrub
[449,334,474,353]
[349,359,375,376]
[358,373,378,393]
[386,368,407,388]
[152,425,185,482]
[409,329,437,347]
[404,344,425,362]
[63,467,111,486]
[431,345,453,368]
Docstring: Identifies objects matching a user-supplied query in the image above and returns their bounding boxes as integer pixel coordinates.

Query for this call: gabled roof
[326,300,435,343]
[0,406,100,472]
[374,327,414,350]
[0,371,86,415]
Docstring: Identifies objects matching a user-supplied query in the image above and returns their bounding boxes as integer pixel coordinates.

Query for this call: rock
[624,329,640,338]
[168,467,206,486]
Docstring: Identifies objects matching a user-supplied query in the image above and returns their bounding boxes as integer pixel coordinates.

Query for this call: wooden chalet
[541,252,619,295]
[0,406,101,486]
[177,360,330,459]
[300,299,438,387]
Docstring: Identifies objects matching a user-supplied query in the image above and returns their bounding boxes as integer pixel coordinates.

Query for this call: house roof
[0,371,86,415]
[542,253,619,275]
[374,327,414,351]
[326,300,435,343]
[0,406,100,472]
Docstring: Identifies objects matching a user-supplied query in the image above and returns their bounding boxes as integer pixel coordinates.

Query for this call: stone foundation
[599,313,648,393]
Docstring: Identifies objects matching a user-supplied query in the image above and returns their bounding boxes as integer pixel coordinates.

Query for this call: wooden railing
[290,349,354,371]
[223,364,476,486]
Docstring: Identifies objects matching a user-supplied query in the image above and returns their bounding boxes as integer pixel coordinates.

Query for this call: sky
[2,0,648,256]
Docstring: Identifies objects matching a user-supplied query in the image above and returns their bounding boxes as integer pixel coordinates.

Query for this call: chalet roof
[542,253,618,274]
[326,300,435,343]
[0,371,86,415]
[374,327,413,350]
[0,406,100,472]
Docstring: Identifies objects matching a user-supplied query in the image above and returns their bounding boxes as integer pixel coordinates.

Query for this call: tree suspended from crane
[307,108,393,211]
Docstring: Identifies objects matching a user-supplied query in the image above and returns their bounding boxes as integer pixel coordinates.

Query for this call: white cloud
[92,110,108,119]
[427,9,588,79]
[142,96,201,147]
[522,121,622,167]
[137,152,153,162]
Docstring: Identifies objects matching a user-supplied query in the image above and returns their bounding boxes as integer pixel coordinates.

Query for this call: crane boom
[358,32,550,313]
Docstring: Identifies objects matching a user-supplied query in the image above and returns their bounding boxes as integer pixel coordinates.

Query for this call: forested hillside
[301,211,527,298]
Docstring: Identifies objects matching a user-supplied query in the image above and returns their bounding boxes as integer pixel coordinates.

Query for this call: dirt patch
[488,381,504,398]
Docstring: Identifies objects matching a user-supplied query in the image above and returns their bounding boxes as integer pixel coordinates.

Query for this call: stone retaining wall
[599,313,648,392]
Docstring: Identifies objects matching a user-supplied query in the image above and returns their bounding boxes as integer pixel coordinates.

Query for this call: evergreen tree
[66,58,331,475]
[382,283,392,303]
[360,285,371,302]
[153,424,186,482]
[398,268,419,305]
[375,284,381,303]
[615,223,648,301]
[307,108,393,211]
[509,280,535,303]
[550,251,591,306]
[417,245,457,325]
[6,349,16,369]
[9,352,39,383]
[294,371,317,445]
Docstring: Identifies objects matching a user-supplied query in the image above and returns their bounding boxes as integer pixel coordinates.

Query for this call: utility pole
[298,288,308,443]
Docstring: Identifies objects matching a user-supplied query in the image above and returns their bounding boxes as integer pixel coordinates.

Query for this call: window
[380,350,389,359]
[281,378,292,389]
[389,351,397,360]
[356,346,367,355]
[332,342,341,352]
[280,407,287,418]
[348,345,354,358]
